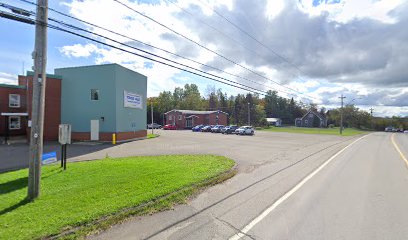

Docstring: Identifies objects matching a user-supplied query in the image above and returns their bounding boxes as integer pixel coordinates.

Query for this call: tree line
[147,83,407,130]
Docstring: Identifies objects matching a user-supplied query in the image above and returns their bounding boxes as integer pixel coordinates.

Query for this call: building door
[90,120,99,141]
[186,118,192,128]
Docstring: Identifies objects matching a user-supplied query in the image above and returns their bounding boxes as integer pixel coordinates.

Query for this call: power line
[0,9,271,98]
[196,0,307,76]
[17,0,298,98]
[164,0,308,95]
[111,0,318,101]
[47,18,273,97]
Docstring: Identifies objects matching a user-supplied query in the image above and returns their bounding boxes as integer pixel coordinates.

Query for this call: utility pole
[369,108,374,117]
[247,102,250,126]
[28,0,48,200]
[339,94,346,135]
[151,100,154,135]
[369,108,374,130]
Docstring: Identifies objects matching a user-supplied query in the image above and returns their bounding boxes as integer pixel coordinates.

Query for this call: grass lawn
[0,155,234,240]
[260,126,367,136]
[147,133,159,139]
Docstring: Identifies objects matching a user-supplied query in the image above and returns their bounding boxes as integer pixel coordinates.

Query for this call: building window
[9,94,20,108]
[91,89,99,101]
[305,120,308,124]
[168,115,172,121]
[9,116,21,130]
[178,115,182,121]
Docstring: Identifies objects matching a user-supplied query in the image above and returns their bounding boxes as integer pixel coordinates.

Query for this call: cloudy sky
[0,0,407,117]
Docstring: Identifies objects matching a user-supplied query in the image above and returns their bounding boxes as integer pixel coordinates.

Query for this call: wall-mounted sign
[124,90,142,109]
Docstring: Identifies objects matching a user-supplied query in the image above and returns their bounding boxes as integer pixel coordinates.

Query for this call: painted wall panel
[114,64,147,132]
[56,64,116,132]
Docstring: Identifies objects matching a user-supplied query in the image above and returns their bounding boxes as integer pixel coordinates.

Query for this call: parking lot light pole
[247,102,250,126]
[151,100,154,135]
[339,94,346,135]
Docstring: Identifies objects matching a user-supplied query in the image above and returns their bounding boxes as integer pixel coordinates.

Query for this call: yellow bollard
[112,133,116,145]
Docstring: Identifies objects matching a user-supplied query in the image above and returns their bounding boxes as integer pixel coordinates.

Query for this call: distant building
[0,73,62,143]
[295,109,327,128]
[266,118,282,127]
[165,110,228,129]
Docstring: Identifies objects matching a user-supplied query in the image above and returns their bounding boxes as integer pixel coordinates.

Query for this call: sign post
[58,124,71,170]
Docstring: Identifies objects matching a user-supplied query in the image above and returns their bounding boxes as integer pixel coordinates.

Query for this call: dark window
[9,116,21,130]
[91,89,99,101]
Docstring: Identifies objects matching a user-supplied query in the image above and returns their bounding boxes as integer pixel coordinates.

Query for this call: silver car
[235,126,255,135]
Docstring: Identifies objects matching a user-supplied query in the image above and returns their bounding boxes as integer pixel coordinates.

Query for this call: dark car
[221,125,238,134]
[163,124,177,130]
[201,125,213,132]
[192,125,204,132]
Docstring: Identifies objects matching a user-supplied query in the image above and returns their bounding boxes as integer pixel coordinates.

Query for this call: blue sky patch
[312,0,342,7]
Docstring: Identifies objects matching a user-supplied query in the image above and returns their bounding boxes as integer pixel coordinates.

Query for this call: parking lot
[1,129,355,173]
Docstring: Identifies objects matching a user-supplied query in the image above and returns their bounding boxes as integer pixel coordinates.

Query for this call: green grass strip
[0,155,235,240]
[259,127,367,136]
[146,133,159,139]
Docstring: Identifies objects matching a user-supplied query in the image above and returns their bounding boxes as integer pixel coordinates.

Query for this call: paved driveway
[1,130,349,173]
[88,130,363,239]
[1,129,364,239]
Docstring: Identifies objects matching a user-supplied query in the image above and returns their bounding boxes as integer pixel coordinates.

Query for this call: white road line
[229,134,369,240]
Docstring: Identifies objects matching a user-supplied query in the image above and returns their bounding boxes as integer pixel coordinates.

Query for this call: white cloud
[0,72,18,85]
[60,43,99,58]
[299,0,405,23]
[56,0,408,116]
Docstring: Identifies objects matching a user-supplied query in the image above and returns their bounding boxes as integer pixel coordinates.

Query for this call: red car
[163,124,177,130]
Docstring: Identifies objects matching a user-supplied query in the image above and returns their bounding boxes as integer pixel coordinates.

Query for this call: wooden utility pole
[339,94,346,135]
[369,107,374,130]
[28,0,48,200]
[369,108,374,117]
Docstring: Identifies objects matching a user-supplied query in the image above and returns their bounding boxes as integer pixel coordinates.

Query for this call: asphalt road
[239,132,408,240]
[88,131,408,240]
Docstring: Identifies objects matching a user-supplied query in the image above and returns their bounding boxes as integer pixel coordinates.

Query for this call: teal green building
[55,64,147,141]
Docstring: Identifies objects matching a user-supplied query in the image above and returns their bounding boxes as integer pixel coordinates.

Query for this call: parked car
[192,125,204,132]
[221,125,238,134]
[385,126,393,132]
[201,125,213,132]
[235,126,255,135]
[147,123,162,129]
[211,125,225,133]
[163,124,177,130]
[404,130,408,134]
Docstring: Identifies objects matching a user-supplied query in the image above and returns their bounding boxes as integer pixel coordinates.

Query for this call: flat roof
[55,63,147,78]
[0,83,26,89]
[165,109,228,115]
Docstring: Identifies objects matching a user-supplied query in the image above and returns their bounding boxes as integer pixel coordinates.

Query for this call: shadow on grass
[0,197,30,216]
[0,177,28,195]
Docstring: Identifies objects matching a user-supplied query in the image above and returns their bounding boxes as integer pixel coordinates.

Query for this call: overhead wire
[17,0,298,98]
[0,7,272,97]
[163,0,307,96]
[196,0,307,75]
[111,0,318,101]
